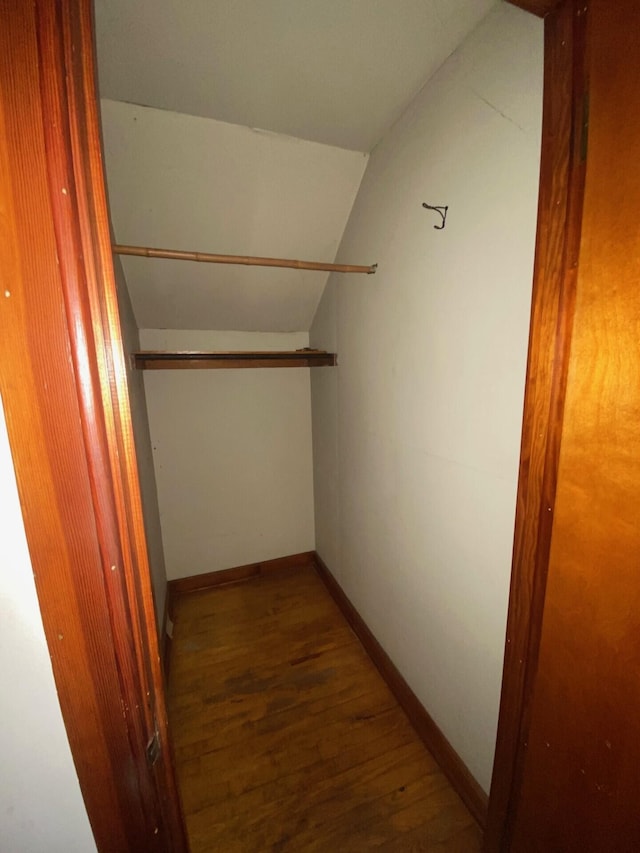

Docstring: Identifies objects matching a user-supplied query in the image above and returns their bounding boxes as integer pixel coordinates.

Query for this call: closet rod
[113,244,377,275]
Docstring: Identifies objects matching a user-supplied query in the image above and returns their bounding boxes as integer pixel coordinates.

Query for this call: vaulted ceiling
[95,0,497,331]
[100,99,368,331]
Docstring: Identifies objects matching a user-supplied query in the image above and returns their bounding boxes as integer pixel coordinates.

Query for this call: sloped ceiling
[101,100,368,331]
[95,0,498,332]
[95,0,496,152]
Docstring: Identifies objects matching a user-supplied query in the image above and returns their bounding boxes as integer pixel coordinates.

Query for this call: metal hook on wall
[422,203,448,230]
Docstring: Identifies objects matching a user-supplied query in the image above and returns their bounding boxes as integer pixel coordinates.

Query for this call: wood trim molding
[38,4,189,847]
[168,551,316,607]
[312,553,488,829]
[507,0,563,17]
[161,594,173,684]
[484,2,589,850]
[0,1,187,849]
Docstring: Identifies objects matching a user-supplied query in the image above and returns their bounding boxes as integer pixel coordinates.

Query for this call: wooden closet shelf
[133,350,337,370]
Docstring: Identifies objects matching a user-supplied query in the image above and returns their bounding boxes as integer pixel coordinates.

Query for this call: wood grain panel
[484,1,588,848]
[313,554,488,829]
[510,0,640,848]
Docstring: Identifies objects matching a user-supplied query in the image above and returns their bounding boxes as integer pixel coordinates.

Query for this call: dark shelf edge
[132,350,337,370]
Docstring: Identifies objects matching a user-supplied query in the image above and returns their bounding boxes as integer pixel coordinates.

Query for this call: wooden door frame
[485,0,589,849]
[0,0,586,849]
[0,1,187,850]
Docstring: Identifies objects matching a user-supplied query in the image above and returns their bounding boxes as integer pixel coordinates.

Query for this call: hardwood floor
[167,562,482,852]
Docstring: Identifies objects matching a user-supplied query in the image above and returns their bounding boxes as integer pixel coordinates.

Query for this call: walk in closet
[97,2,542,847]
[3,0,639,851]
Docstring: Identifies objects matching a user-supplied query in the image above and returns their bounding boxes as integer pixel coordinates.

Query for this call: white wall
[113,255,168,631]
[100,100,368,332]
[141,329,316,579]
[310,2,543,792]
[0,397,97,852]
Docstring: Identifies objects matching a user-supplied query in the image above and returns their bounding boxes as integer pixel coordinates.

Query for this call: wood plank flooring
[167,562,482,852]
